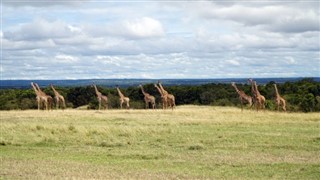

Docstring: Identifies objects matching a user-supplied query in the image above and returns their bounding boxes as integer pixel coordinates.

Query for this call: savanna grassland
[1,106,320,179]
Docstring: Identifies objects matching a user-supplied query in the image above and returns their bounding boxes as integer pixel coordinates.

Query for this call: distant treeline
[0,78,319,112]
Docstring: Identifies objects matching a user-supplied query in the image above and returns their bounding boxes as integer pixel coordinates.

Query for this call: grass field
[1,106,320,179]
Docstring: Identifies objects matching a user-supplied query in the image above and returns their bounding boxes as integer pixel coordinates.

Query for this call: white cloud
[285,56,297,65]
[4,18,77,41]
[55,54,79,63]
[3,0,89,7]
[2,1,319,79]
[188,2,319,33]
[120,17,165,39]
[226,59,240,66]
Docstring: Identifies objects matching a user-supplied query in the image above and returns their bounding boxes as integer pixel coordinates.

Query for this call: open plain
[1,106,319,179]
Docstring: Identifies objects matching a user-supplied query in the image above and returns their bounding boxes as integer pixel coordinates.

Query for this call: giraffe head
[248,78,253,83]
[231,82,236,86]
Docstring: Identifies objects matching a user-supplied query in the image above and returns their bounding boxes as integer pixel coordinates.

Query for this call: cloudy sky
[1,0,319,79]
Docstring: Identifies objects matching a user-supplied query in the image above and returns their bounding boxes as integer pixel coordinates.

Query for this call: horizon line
[1,77,319,81]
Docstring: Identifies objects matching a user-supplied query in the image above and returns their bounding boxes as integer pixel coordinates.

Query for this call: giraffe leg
[63,101,66,110]
[120,100,123,109]
[45,100,48,111]
[37,99,40,111]
[277,102,280,111]
[56,97,60,109]
[281,99,286,112]
[126,100,130,109]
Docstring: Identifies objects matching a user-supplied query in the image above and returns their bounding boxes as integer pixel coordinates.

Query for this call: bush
[0,78,319,112]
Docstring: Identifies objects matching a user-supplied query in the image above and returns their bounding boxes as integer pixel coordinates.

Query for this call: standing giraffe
[248,79,257,109]
[139,84,156,109]
[158,81,175,110]
[50,84,66,110]
[33,82,53,110]
[31,82,46,110]
[92,84,108,110]
[154,84,168,109]
[231,82,252,111]
[274,83,286,112]
[116,86,130,109]
[253,81,266,111]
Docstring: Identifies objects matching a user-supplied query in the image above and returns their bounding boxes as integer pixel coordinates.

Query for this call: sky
[1,0,320,79]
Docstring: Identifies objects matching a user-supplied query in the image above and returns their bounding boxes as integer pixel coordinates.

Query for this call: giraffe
[231,82,253,111]
[248,78,257,109]
[116,86,130,109]
[154,84,168,109]
[35,83,53,110]
[253,81,266,111]
[92,84,108,110]
[50,84,66,110]
[32,82,53,110]
[31,82,46,110]
[158,81,175,110]
[273,83,286,112]
[139,84,156,109]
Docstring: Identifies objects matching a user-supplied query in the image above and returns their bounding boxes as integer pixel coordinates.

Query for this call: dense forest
[0,78,319,112]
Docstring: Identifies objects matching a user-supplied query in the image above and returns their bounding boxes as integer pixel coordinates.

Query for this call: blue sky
[1,0,319,79]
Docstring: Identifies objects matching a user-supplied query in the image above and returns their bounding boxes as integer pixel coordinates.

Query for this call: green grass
[1,106,320,179]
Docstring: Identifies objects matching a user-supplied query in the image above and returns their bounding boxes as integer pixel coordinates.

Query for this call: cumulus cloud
[4,18,77,41]
[55,54,79,63]
[2,1,319,79]
[270,10,319,33]
[285,56,297,65]
[2,0,89,7]
[122,17,165,38]
[226,59,240,66]
[188,2,319,33]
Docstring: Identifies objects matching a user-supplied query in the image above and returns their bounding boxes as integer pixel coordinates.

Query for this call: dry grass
[1,106,320,179]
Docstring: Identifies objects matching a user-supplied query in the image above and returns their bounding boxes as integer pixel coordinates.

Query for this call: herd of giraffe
[231,79,286,112]
[31,81,175,110]
[31,79,286,112]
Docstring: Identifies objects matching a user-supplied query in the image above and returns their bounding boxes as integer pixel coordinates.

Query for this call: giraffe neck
[140,86,147,96]
[155,85,163,96]
[254,82,261,96]
[250,81,255,94]
[51,85,59,96]
[159,83,167,94]
[232,84,241,94]
[93,85,101,96]
[31,83,41,96]
[274,84,280,97]
[117,88,124,98]
[35,83,46,96]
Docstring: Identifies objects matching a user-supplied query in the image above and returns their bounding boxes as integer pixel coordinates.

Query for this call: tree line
[0,78,319,112]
